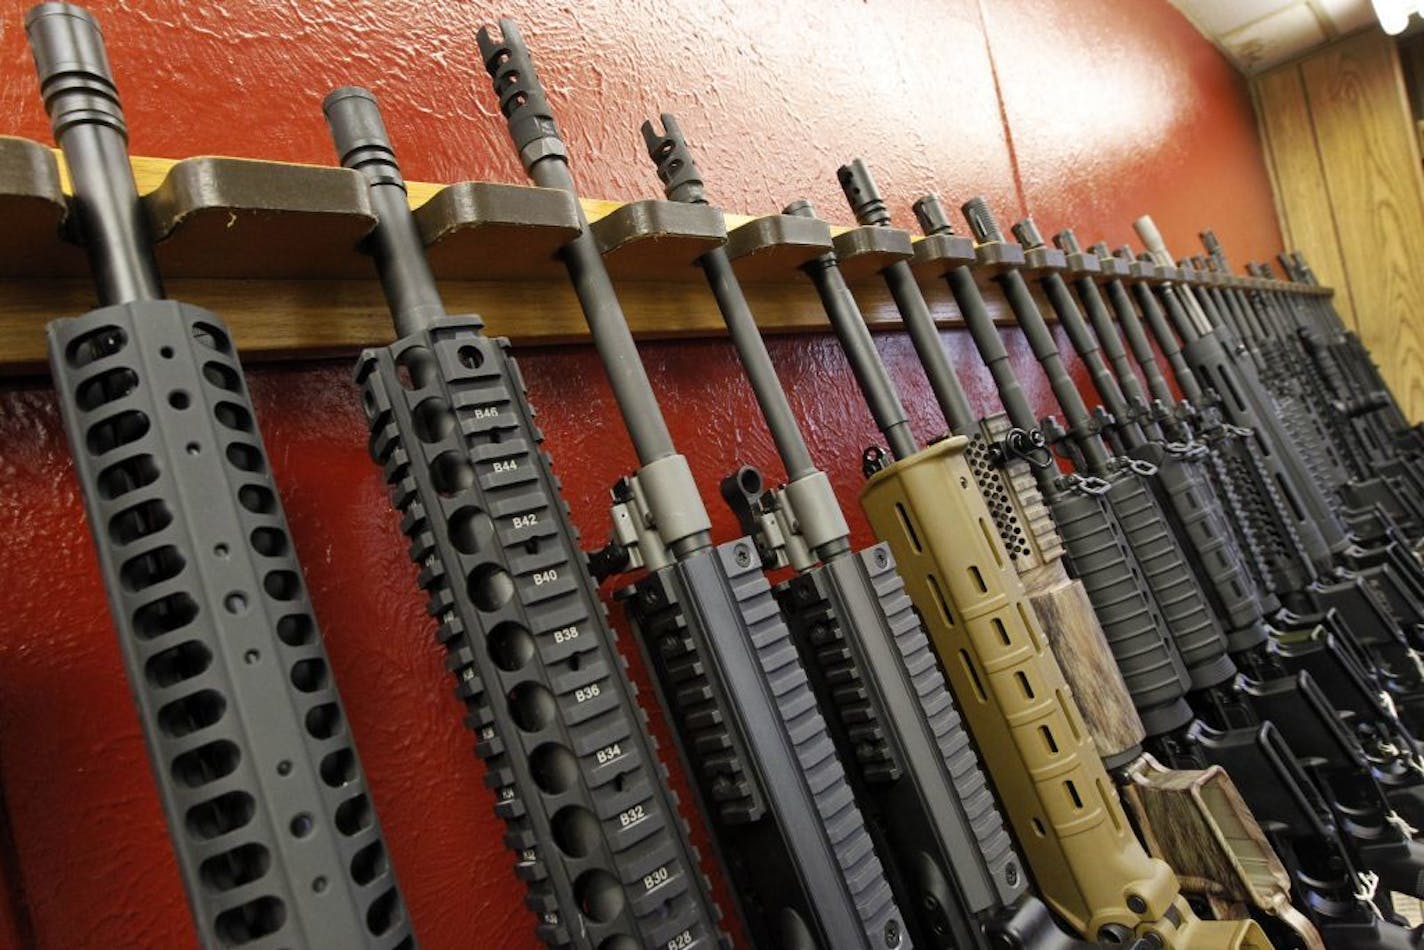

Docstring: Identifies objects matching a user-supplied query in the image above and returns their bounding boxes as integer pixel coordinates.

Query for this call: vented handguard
[859,437,1266,947]
[972,417,1159,758]
[358,322,722,950]
[50,304,411,949]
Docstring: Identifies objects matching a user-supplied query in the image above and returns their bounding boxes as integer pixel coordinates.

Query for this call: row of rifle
[16,2,1424,947]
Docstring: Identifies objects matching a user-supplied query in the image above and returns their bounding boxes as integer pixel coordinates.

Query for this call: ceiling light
[1375,0,1413,34]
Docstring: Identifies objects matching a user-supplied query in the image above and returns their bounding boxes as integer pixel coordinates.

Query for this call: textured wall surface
[0,0,1280,947]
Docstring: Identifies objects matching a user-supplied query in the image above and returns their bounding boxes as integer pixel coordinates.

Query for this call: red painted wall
[0,1,1281,947]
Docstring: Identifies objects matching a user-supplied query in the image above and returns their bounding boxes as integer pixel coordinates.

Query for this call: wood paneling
[1255,31,1424,421]
[1254,66,1357,328]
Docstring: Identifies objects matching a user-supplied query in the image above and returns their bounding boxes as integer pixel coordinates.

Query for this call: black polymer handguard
[1115,246,1424,892]
[28,6,412,947]
[961,198,1238,699]
[1114,248,1424,739]
[1035,224,1270,660]
[645,117,1080,950]
[475,23,906,950]
[1132,236,1349,572]
[1100,248,1316,603]
[324,88,724,950]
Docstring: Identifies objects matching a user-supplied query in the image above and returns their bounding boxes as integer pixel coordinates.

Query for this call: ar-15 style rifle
[1260,250,1424,506]
[639,114,1084,950]
[963,200,1424,908]
[1250,249,1424,534]
[323,88,725,950]
[1054,230,1424,830]
[913,195,1424,948]
[1021,221,1269,663]
[1133,220,1424,649]
[1095,239,1424,797]
[1190,242,1424,546]
[1118,228,1424,748]
[785,197,1266,947]
[1275,250,1424,457]
[25,5,412,947]
[477,21,906,949]
[834,162,1311,945]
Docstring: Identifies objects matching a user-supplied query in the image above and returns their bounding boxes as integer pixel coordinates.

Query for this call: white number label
[512,514,538,529]
[553,625,580,644]
[618,804,645,828]
[493,460,519,473]
[595,742,622,765]
[643,865,670,891]
[575,683,601,703]
[667,930,694,950]
[533,569,558,586]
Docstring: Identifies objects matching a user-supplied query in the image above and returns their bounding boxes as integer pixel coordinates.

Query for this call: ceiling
[1168,0,1380,73]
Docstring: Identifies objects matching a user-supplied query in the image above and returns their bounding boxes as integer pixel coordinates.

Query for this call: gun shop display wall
[3,1,1424,949]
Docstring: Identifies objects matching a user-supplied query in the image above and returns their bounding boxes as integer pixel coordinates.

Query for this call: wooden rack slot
[0,138,1331,377]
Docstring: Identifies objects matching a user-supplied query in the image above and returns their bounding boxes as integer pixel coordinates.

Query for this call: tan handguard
[1124,756,1323,949]
[967,420,1146,760]
[978,423,1312,944]
[860,436,1268,948]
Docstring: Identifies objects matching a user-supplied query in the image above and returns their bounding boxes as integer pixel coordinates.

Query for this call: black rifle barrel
[323,87,446,337]
[837,160,977,434]
[1055,230,1159,436]
[26,2,161,304]
[961,198,1111,471]
[476,19,676,467]
[638,114,817,482]
[1089,242,1179,409]
[1117,249,1208,405]
[705,246,818,479]
[911,196,1040,433]
[1019,222,1139,442]
[787,199,919,461]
